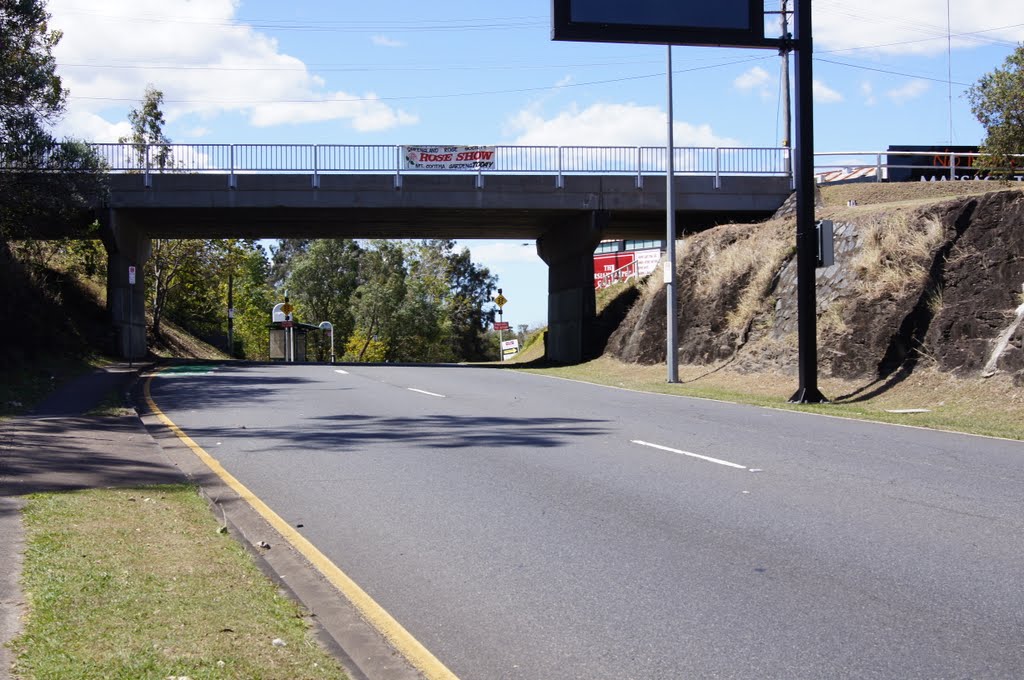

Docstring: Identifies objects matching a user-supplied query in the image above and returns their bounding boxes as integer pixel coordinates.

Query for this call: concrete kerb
[1,360,422,680]
[134,369,424,680]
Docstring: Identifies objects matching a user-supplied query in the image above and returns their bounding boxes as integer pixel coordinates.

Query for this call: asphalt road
[149,363,1024,680]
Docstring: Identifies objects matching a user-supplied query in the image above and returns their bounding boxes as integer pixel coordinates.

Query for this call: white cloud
[813,80,843,104]
[860,81,877,107]
[505,102,738,147]
[371,35,404,48]
[814,1,1024,55]
[250,95,418,131]
[46,0,418,138]
[734,66,771,92]
[461,241,539,264]
[887,79,930,104]
[56,110,132,142]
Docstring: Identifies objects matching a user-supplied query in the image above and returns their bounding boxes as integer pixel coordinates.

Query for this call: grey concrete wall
[100,211,149,359]
[538,212,609,364]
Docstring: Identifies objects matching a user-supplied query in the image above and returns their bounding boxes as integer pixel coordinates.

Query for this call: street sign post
[128,265,136,367]
[552,0,824,402]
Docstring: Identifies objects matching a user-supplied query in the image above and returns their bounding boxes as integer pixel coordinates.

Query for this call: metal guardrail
[82,143,791,190]
[8,144,1022,188]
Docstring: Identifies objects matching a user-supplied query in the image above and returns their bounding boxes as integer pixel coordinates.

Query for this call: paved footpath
[0,362,420,680]
[0,363,185,679]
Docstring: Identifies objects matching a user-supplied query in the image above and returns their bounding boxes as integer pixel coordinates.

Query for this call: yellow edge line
[144,370,459,680]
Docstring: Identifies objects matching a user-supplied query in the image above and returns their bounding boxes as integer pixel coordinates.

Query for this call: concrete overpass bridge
[87,143,793,362]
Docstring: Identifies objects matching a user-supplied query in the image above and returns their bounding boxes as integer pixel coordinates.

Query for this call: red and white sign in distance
[493,321,510,331]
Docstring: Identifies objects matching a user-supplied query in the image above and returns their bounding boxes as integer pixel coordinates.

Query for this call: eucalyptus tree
[968,45,1024,176]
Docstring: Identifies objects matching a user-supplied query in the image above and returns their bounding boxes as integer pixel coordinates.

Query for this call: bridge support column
[537,211,608,364]
[100,211,150,359]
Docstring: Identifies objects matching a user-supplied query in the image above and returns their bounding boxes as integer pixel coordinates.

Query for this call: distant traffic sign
[494,321,510,331]
[494,293,508,308]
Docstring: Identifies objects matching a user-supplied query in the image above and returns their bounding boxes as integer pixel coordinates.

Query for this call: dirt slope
[607,181,1024,385]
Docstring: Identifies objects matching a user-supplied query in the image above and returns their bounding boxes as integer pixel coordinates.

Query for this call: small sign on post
[128,265,136,285]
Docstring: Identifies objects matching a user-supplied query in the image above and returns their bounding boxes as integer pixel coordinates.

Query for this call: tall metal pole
[780,0,792,176]
[790,0,826,403]
[665,44,679,383]
[227,274,234,357]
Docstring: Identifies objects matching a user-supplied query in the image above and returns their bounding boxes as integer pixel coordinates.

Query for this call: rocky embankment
[607,185,1024,385]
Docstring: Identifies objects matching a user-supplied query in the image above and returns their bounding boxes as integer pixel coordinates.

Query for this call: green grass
[11,485,348,680]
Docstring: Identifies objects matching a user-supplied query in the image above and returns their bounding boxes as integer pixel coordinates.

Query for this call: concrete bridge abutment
[100,210,150,359]
[537,211,608,364]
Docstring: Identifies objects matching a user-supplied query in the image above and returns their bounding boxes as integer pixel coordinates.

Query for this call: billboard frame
[551,0,782,50]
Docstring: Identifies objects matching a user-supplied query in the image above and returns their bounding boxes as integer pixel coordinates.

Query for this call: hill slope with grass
[0,242,228,415]
[607,181,1024,387]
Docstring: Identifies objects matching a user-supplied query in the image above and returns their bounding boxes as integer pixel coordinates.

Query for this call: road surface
[148,363,1024,679]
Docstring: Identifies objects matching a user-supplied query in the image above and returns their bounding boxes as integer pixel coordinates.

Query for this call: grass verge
[11,484,348,680]
[520,355,1024,441]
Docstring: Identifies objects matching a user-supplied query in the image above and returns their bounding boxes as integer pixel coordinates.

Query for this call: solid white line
[408,388,446,398]
[631,440,747,469]
[334,369,349,375]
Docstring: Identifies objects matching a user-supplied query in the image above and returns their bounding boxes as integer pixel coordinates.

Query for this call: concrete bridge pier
[537,211,608,364]
[100,210,150,359]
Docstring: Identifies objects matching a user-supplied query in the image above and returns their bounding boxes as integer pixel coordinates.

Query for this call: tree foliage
[968,45,1024,175]
[1,0,106,240]
[278,238,496,363]
[119,85,173,170]
[286,239,362,361]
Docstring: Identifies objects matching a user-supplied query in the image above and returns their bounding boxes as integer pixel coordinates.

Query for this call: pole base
[788,387,829,404]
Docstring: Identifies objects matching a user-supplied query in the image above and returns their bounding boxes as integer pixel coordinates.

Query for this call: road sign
[128,265,136,285]
[501,338,520,361]
[494,321,510,331]
[281,302,293,315]
[281,320,294,328]
[494,293,507,308]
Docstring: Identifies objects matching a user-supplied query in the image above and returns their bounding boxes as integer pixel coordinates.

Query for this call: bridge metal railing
[79,143,792,189]
[19,144,1023,189]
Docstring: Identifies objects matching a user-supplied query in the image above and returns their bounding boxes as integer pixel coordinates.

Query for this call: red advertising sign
[594,252,636,289]
[493,321,510,331]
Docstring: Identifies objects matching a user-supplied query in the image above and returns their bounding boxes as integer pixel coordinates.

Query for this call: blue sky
[46,0,1024,327]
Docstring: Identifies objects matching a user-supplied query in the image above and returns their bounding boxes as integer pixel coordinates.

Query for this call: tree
[444,242,497,361]
[350,241,407,361]
[230,245,276,360]
[968,45,1024,175]
[1,0,105,241]
[285,239,362,361]
[119,85,173,171]
[147,239,214,339]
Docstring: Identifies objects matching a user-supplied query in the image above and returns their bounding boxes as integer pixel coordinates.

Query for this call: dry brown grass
[850,212,944,299]
[690,219,794,335]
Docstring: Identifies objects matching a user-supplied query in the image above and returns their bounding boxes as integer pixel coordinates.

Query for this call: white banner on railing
[404,145,496,170]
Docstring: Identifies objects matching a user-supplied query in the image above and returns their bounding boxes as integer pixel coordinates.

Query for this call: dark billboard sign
[886,145,981,182]
[552,0,777,49]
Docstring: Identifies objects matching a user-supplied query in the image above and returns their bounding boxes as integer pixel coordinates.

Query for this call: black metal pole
[227,274,234,357]
[789,0,827,403]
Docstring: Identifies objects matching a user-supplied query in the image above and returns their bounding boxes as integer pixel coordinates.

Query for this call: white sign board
[128,265,136,285]
[501,338,520,361]
[404,145,496,170]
